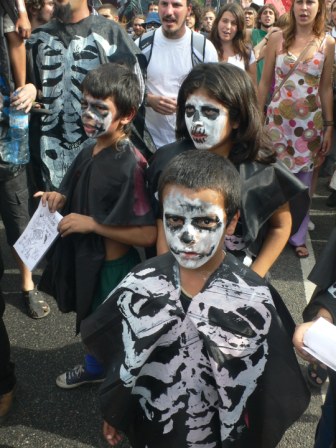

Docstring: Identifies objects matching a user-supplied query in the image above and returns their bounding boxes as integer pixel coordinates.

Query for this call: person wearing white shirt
[136,0,218,149]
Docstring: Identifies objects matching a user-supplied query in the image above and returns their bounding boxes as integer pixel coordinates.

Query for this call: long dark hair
[210,3,250,70]
[176,63,275,165]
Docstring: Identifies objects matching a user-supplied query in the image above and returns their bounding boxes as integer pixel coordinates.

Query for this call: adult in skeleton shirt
[148,63,310,278]
[26,0,145,190]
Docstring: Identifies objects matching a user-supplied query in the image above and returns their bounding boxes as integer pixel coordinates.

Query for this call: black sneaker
[56,365,105,389]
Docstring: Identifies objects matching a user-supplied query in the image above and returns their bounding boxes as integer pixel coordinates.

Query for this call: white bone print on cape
[116,265,272,445]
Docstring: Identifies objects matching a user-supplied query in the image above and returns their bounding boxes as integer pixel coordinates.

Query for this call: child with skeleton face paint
[83,149,309,448]
[81,96,114,139]
[147,63,309,278]
[37,63,156,391]
[160,151,240,273]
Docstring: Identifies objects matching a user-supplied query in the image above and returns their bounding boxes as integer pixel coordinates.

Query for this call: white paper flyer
[303,317,336,372]
[14,200,63,271]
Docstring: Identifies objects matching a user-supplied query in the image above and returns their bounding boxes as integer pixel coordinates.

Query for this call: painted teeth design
[185,94,228,149]
[194,137,206,143]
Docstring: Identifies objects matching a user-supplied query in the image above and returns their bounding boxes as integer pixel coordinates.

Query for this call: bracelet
[323,120,334,126]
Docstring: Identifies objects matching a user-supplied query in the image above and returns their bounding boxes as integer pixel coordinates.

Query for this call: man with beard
[132,14,146,39]
[248,4,279,83]
[26,0,145,191]
[26,0,55,31]
[200,7,215,36]
[136,0,218,149]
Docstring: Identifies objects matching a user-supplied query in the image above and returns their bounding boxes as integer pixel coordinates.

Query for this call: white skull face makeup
[81,94,113,138]
[185,94,229,149]
[163,188,226,269]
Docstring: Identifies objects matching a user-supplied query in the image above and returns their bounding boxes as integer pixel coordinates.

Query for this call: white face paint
[185,94,229,149]
[81,95,113,138]
[163,190,225,269]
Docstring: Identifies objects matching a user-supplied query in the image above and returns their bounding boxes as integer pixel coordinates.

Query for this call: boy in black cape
[82,150,310,447]
[38,63,156,389]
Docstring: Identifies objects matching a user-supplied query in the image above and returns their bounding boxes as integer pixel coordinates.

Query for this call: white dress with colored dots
[265,38,326,173]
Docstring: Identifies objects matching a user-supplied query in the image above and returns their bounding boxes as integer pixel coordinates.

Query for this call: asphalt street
[0,177,335,448]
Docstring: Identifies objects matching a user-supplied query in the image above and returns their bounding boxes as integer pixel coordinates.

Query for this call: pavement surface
[0,177,335,448]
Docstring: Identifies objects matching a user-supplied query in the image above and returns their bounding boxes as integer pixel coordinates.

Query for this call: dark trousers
[314,370,336,448]
[0,248,15,395]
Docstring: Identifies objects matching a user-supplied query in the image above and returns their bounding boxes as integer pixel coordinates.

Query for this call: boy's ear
[120,107,136,126]
[225,211,240,236]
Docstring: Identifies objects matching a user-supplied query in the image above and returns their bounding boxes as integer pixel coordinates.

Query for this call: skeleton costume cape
[146,139,310,258]
[82,252,309,448]
[26,15,146,190]
[39,140,155,331]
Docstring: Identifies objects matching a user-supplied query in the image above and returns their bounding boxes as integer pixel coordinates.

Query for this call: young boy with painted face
[37,63,156,389]
[82,150,309,448]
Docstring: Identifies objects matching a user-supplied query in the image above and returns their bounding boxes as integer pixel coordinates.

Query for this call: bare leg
[11,249,50,318]
[11,249,34,291]
[311,165,321,198]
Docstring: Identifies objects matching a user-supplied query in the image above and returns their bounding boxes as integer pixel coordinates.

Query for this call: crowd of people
[0,0,336,446]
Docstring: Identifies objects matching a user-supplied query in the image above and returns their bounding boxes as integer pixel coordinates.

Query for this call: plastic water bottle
[7,99,30,164]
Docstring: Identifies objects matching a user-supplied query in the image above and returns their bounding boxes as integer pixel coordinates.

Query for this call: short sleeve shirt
[4,15,15,34]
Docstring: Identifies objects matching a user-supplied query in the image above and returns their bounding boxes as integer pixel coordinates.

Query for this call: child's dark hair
[176,63,275,165]
[158,150,241,225]
[82,63,141,120]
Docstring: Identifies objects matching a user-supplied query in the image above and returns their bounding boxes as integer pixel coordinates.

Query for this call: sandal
[307,362,328,388]
[294,245,309,258]
[23,287,50,319]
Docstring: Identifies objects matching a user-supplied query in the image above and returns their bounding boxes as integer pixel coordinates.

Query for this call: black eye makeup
[81,99,110,116]
[192,216,221,230]
[200,106,220,120]
[165,214,221,231]
[185,104,195,117]
[185,103,221,121]
[165,214,185,229]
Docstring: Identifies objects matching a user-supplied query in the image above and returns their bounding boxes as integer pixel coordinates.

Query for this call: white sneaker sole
[55,376,105,389]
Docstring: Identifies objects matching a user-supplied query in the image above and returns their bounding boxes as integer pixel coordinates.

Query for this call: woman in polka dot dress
[258,0,334,258]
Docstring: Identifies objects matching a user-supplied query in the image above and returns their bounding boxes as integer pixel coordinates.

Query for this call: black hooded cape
[146,139,310,257]
[39,140,155,332]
